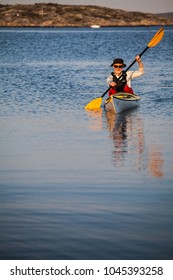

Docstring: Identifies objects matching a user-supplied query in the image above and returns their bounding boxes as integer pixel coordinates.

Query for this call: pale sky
[1,0,173,13]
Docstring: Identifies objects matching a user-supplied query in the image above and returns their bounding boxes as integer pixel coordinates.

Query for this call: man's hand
[109,82,117,87]
[135,55,141,62]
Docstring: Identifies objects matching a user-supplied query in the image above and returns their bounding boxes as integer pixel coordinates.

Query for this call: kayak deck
[104,92,140,114]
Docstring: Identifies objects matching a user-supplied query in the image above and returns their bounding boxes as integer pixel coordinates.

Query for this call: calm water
[0,26,173,260]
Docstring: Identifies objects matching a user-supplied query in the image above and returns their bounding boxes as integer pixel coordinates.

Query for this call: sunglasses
[114,65,123,68]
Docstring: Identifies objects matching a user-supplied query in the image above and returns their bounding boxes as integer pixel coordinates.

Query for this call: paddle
[84,27,164,110]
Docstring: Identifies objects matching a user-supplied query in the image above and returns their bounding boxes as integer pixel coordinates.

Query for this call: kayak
[104,92,140,114]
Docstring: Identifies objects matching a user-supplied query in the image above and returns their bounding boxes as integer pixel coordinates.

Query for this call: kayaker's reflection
[106,110,135,164]
[112,123,127,162]
[86,109,164,178]
[105,110,164,178]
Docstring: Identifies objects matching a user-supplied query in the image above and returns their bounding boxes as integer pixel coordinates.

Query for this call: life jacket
[108,71,134,96]
[111,71,127,92]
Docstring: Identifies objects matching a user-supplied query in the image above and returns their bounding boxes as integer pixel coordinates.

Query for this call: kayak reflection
[106,110,144,168]
[105,109,164,178]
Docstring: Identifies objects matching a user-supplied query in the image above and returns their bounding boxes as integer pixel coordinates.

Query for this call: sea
[0,26,173,260]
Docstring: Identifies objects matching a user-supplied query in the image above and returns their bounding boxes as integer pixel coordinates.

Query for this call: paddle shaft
[125,46,148,71]
[101,46,149,99]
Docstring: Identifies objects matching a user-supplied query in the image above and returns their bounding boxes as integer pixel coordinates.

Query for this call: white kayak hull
[104,92,140,114]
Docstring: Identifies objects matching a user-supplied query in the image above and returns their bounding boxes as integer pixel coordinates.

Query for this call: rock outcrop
[0,3,173,27]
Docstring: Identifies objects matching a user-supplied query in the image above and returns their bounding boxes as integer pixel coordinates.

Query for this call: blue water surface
[0,26,173,260]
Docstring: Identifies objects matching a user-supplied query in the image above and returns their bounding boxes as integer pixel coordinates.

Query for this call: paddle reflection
[86,108,103,131]
[148,146,164,178]
[105,110,164,178]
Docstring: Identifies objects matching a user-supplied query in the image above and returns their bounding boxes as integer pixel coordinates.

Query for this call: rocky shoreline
[0,3,173,27]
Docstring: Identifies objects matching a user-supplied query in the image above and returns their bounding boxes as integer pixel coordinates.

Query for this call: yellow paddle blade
[84,97,102,110]
[148,28,164,48]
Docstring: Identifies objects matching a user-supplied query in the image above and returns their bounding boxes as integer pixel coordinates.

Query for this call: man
[106,55,144,96]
